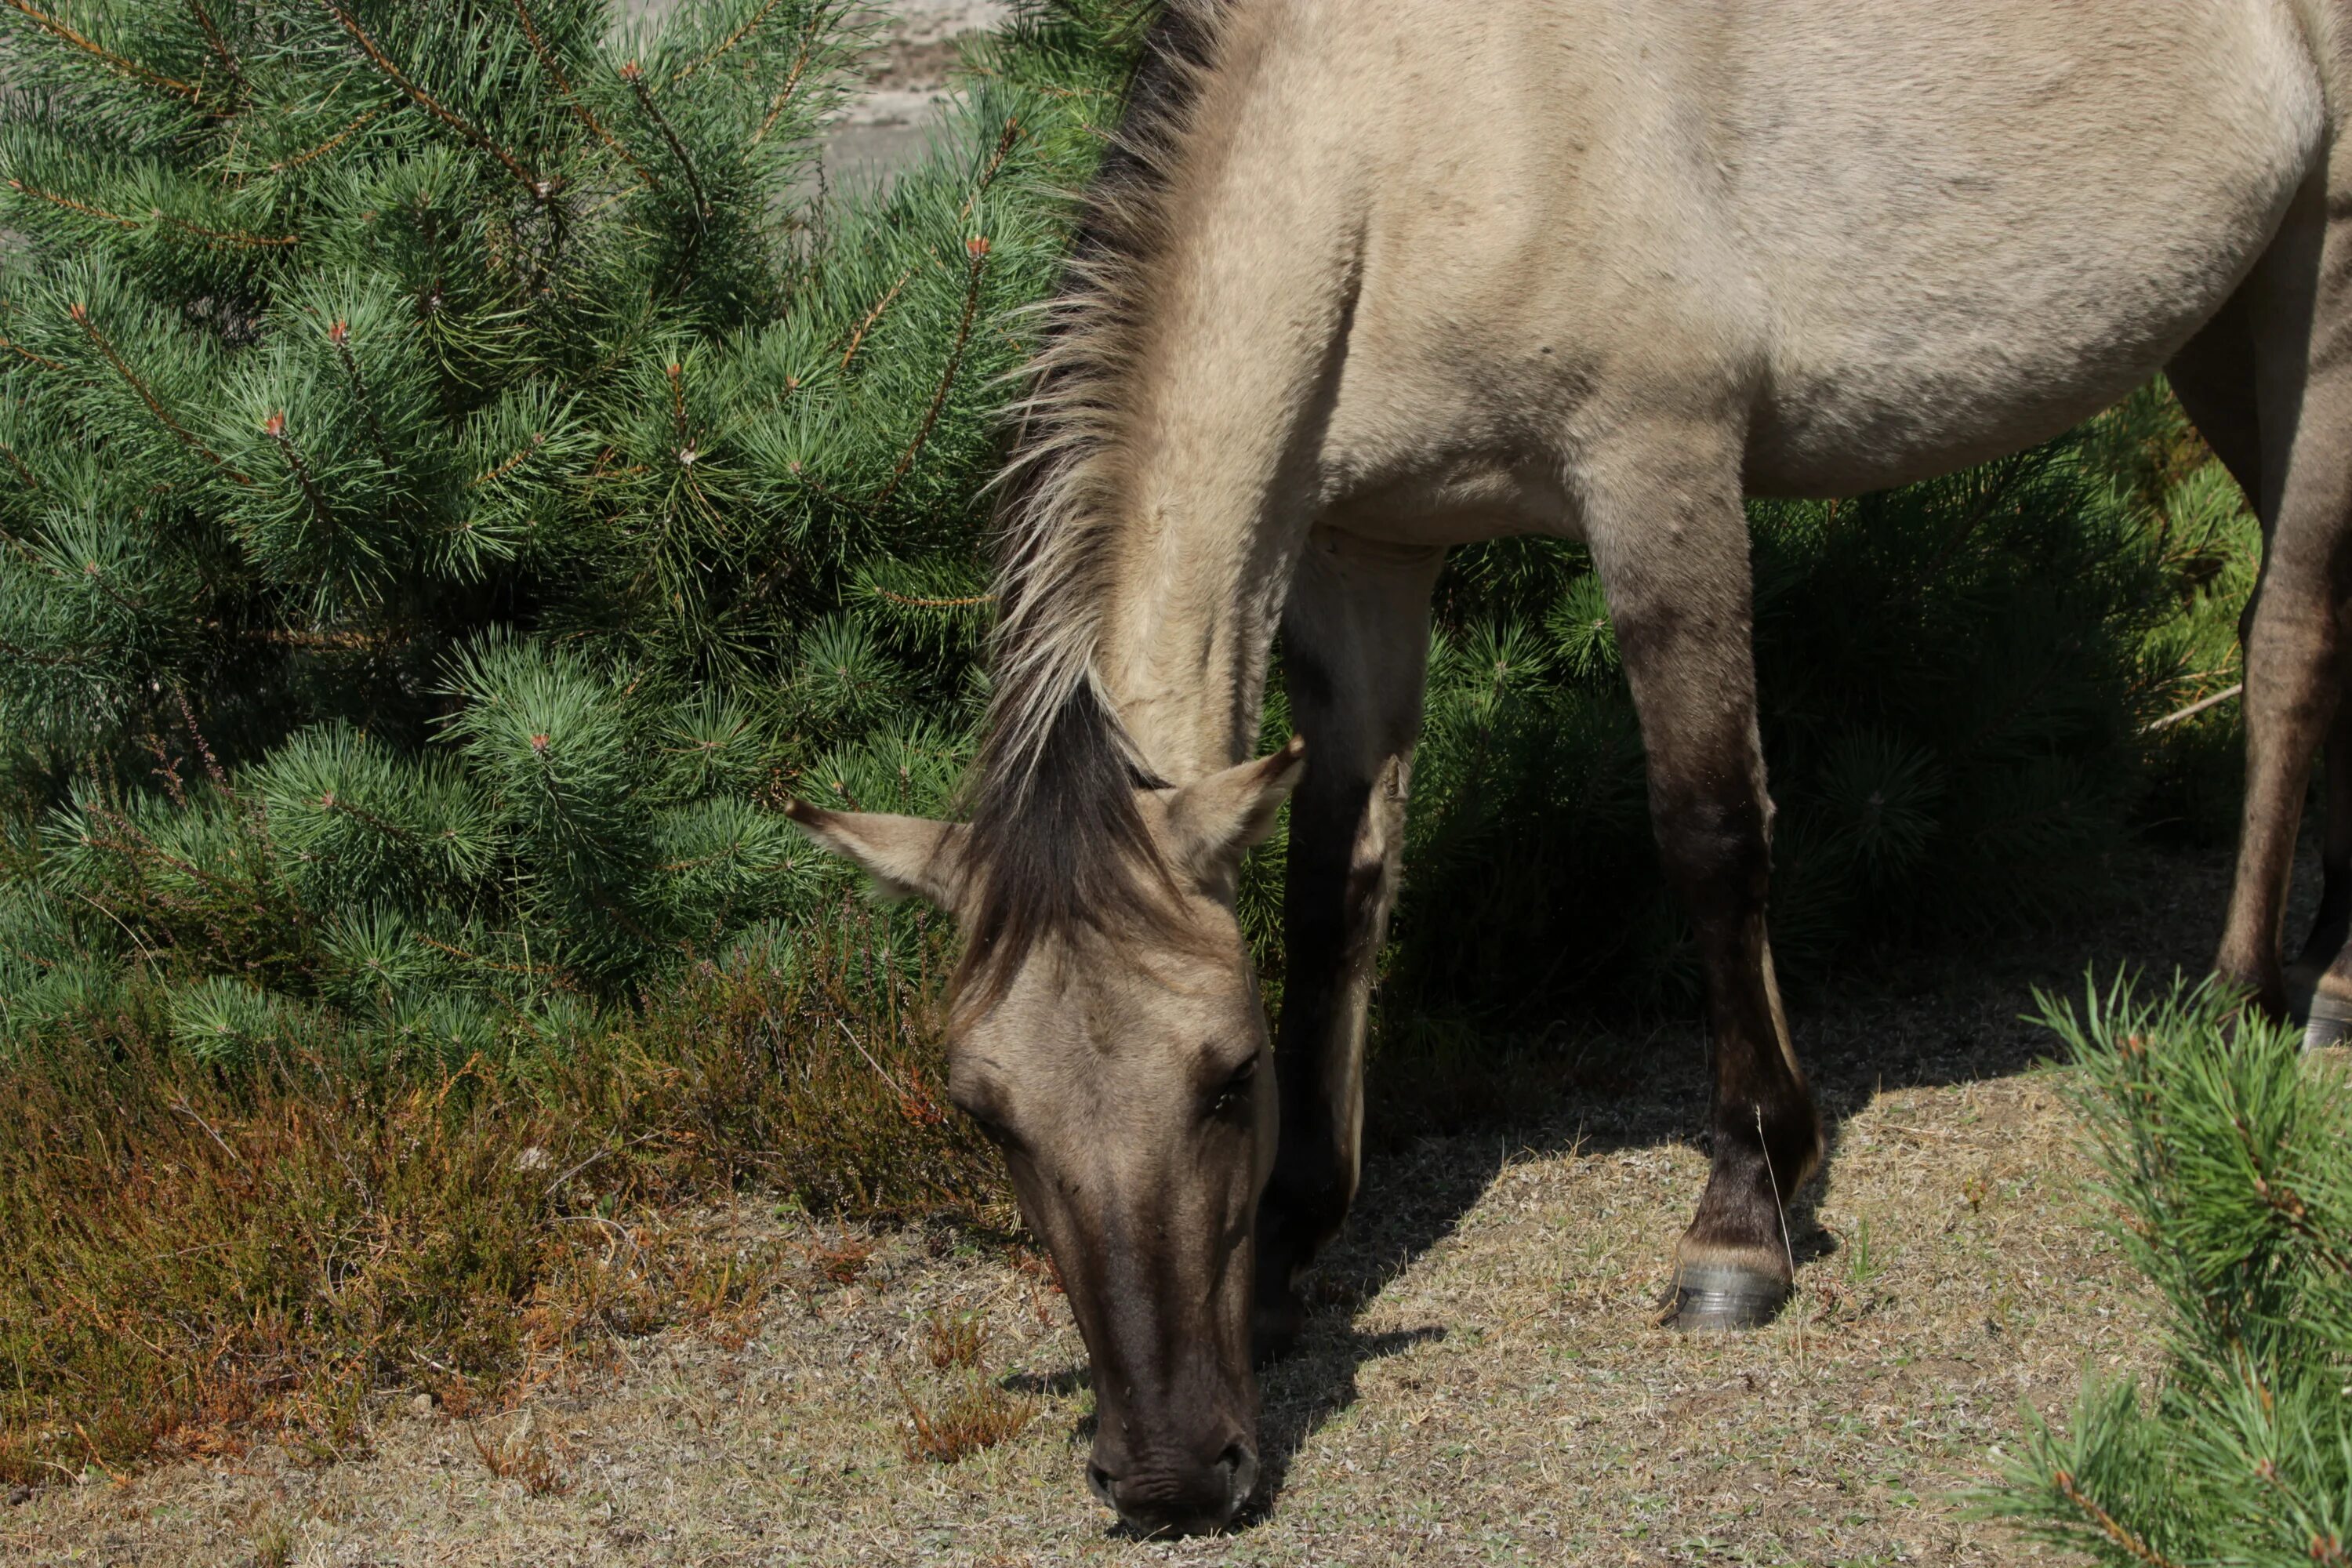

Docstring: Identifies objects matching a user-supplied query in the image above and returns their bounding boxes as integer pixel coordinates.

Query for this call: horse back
[1296,0,2336,506]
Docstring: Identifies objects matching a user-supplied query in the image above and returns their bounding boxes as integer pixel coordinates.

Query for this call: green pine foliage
[1995,982,2351,1566]
[0,0,2264,1065]
[0,0,1147,1050]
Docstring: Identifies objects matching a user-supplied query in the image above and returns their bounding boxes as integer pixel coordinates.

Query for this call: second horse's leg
[1585,436,1824,1330]
[1252,527,1443,1360]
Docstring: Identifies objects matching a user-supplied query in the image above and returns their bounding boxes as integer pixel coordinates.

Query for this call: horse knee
[1650,783,1771,913]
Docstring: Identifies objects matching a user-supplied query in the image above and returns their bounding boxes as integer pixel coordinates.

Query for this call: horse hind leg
[1581,432,1823,1330]
[2172,275,2352,1042]
[2207,175,2352,1031]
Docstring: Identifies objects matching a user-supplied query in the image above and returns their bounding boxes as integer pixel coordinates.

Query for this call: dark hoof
[1661,1264,1790,1331]
[2306,989,2352,1054]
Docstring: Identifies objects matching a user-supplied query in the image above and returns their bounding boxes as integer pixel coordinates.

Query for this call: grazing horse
[788,0,2350,1536]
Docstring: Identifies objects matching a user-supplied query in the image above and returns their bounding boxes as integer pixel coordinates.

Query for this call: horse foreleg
[1584,441,1822,1330]
[1252,527,1443,1362]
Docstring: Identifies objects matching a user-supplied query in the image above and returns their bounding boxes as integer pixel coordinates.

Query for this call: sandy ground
[628,0,1009,187]
[804,1,1011,187]
[4,838,2283,1567]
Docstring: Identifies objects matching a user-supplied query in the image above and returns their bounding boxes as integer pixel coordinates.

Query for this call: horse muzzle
[1088,1437,1257,1537]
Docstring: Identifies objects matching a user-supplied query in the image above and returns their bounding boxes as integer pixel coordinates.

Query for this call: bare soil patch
[2,840,2261,1566]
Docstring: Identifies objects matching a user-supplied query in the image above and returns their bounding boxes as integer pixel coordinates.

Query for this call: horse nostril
[1087,1461,1116,1504]
[1218,1442,1258,1514]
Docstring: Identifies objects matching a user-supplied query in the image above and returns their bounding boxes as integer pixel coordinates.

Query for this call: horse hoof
[1662,1264,1790,1331]
[2305,988,2352,1054]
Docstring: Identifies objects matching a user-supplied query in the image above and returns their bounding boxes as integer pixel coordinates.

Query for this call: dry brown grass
[0,909,1000,1490]
[0,842,2281,1563]
[925,1307,991,1370]
[895,1370,1040,1464]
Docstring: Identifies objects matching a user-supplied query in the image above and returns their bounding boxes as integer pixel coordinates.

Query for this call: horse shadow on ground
[1232,839,2252,1521]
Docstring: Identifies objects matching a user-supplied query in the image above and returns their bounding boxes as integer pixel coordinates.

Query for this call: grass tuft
[466,1414,572,1497]
[806,1236,876,1287]
[893,1370,1037,1465]
[924,1308,989,1370]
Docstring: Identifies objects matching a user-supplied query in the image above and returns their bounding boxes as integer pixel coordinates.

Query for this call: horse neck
[1079,219,1365,780]
[990,0,1369,787]
[1088,458,1308,786]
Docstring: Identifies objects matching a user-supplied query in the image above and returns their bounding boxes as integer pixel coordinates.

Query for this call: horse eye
[1208,1058,1258,1116]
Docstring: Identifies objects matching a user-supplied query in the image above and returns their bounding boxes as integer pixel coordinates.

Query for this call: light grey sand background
[624,0,1011,188]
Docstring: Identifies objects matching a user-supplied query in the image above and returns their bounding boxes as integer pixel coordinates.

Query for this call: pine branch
[8,180,140,229]
[669,0,789,87]
[0,633,81,666]
[0,335,63,372]
[839,269,911,372]
[869,238,990,515]
[957,117,1021,221]
[68,300,249,482]
[873,589,993,609]
[9,179,296,247]
[621,61,707,220]
[750,16,824,146]
[326,320,393,469]
[266,112,377,176]
[622,61,708,295]
[2049,1471,2184,1568]
[512,0,659,191]
[158,212,297,249]
[2,0,199,101]
[470,431,546,487]
[263,412,336,539]
[411,931,584,992]
[184,0,245,103]
[0,441,38,490]
[321,0,552,198]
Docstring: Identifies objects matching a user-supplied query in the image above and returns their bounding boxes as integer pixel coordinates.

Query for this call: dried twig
[2140,683,2242,734]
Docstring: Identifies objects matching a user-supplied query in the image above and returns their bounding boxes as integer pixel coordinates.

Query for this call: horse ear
[1163,737,1307,880]
[783,801,968,909]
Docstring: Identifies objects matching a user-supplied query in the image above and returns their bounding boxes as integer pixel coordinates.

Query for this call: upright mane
[958,0,1240,998]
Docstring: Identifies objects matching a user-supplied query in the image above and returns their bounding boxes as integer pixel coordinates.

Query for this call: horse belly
[1728,0,2324,497]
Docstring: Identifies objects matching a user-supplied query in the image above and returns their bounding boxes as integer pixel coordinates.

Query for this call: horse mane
[956,0,1239,1001]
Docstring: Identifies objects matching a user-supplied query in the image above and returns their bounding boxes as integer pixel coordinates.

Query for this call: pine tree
[0,0,1144,1053]
[1994,981,2351,1567]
